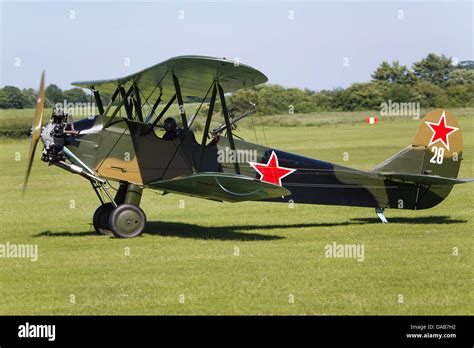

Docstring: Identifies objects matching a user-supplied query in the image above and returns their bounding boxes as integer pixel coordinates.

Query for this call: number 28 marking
[430,146,444,164]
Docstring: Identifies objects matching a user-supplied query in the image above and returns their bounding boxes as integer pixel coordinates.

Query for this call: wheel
[93,203,115,235]
[109,203,146,238]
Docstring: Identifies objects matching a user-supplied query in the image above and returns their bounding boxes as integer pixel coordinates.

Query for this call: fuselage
[65,115,447,210]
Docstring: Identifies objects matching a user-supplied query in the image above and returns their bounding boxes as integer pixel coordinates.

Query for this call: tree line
[228,54,474,115]
[1,54,473,114]
[0,84,90,109]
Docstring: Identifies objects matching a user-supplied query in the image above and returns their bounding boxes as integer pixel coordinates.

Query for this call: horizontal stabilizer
[147,172,291,202]
[377,172,474,186]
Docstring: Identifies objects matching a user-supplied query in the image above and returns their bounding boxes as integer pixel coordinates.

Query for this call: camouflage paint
[64,109,467,211]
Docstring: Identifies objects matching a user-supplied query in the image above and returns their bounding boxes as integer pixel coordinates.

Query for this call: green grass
[0,110,472,315]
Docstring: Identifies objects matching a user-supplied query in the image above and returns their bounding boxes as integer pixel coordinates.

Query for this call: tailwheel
[109,203,146,238]
[92,203,115,235]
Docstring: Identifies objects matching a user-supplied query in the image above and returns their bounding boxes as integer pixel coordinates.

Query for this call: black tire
[109,204,146,238]
[92,203,115,235]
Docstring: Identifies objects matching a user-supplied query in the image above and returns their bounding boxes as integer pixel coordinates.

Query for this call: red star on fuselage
[249,151,296,186]
[425,111,459,151]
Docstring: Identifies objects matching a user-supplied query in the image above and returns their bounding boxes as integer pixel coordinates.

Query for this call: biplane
[23,56,473,238]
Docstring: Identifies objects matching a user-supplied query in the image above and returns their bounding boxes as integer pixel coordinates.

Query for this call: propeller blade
[22,71,45,196]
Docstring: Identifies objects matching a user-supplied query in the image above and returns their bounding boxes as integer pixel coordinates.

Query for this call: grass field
[0,109,472,315]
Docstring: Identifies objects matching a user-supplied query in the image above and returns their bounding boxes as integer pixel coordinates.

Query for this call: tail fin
[372,109,465,209]
[412,109,463,178]
[373,109,463,177]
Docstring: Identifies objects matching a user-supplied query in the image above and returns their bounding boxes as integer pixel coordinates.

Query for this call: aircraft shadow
[144,221,355,241]
[35,230,97,237]
[351,215,467,224]
[34,216,462,240]
[34,221,358,241]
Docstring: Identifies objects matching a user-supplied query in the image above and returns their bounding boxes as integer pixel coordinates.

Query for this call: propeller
[22,71,45,196]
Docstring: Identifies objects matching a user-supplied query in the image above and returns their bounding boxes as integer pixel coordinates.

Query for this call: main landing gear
[92,182,147,238]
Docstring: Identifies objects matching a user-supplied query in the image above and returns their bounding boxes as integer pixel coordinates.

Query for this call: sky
[0,0,472,91]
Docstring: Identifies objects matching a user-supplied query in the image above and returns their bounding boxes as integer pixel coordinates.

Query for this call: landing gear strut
[92,182,147,238]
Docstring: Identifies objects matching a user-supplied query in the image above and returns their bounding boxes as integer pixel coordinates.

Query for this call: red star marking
[425,111,459,151]
[249,151,296,186]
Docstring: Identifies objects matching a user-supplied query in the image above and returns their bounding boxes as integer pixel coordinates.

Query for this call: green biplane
[23,56,473,237]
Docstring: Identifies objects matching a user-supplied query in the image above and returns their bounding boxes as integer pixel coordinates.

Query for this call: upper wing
[71,55,268,99]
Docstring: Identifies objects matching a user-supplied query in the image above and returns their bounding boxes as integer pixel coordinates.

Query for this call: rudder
[373,109,463,177]
[372,109,464,209]
[413,109,463,178]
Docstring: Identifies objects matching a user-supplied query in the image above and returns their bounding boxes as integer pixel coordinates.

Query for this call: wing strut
[92,88,104,115]
[132,82,144,122]
[148,94,176,131]
[103,87,120,117]
[173,73,196,172]
[199,83,217,171]
[119,86,134,120]
[104,85,134,127]
[144,92,162,123]
[217,82,241,175]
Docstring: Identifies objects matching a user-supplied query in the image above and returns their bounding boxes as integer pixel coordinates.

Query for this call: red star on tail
[249,151,296,186]
[425,111,459,151]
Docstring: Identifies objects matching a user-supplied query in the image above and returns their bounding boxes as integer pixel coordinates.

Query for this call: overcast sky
[0,0,472,91]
